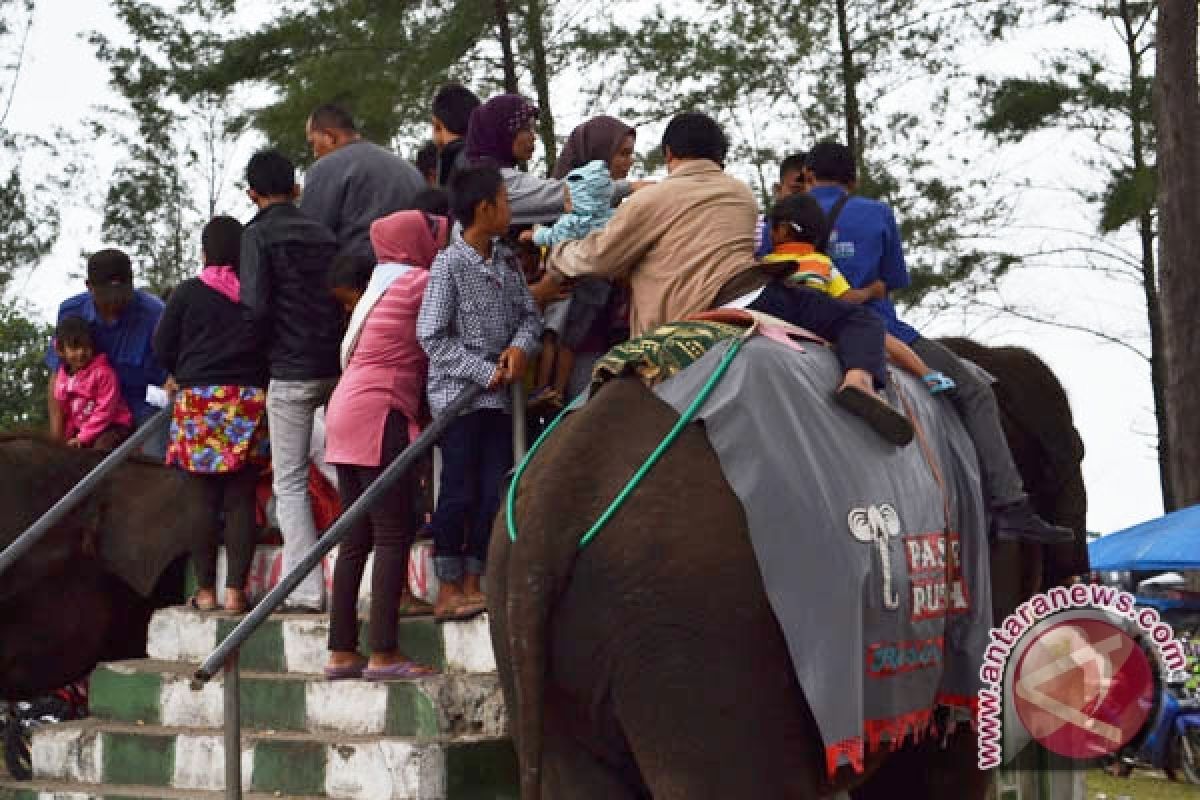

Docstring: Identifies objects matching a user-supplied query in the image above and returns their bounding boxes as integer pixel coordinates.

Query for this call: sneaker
[991,499,1074,544]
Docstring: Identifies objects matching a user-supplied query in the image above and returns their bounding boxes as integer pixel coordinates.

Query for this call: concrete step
[0,779,324,799]
[28,719,517,799]
[89,660,505,738]
[147,607,495,675]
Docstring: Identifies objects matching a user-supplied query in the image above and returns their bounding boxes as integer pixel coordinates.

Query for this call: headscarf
[465,94,539,168]
[552,115,636,179]
[369,210,447,269]
[199,266,240,303]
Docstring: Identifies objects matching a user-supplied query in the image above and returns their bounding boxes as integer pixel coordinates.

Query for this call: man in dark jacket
[241,148,342,611]
[430,83,479,187]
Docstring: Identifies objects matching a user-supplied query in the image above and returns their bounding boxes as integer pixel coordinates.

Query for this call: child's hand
[497,346,528,386]
[67,437,82,448]
[562,183,573,213]
[164,375,180,393]
[839,288,870,304]
[518,229,535,243]
[488,366,505,390]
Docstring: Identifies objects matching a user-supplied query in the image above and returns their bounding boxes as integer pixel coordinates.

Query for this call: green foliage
[978,78,1074,140]
[0,303,50,432]
[179,0,495,162]
[1099,165,1157,234]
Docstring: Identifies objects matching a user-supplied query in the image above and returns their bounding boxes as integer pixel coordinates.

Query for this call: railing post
[511,382,528,461]
[224,650,242,800]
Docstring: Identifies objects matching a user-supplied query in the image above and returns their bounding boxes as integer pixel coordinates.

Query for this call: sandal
[834,385,914,446]
[922,371,956,394]
[363,661,439,681]
[324,658,367,681]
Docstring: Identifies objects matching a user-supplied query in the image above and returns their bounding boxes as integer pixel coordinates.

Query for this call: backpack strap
[817,192,853,255]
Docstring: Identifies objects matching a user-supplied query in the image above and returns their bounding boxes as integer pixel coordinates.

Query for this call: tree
[571,0,1018,307]
[1156,0,1200,507]
[0,303,50,431]
[976,1,1172,505]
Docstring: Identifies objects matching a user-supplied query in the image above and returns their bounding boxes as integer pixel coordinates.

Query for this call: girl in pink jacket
[52,315,133,449]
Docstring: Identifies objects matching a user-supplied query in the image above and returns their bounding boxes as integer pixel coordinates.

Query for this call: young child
[765,193,955,395]
[523,159,616,408]
[417,165,542,621]
[52,315,133,449]
[153,216,270,614]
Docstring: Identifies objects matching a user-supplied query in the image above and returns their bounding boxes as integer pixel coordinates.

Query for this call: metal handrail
[0,409,169,578]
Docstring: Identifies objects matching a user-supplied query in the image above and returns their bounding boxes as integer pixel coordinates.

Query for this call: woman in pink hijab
[323,210,448,681]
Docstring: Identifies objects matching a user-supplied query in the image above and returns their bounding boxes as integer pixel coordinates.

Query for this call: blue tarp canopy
[1089,505,1200,571]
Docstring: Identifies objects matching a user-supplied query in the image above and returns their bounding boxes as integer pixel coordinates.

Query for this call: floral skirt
[166,385,270,474]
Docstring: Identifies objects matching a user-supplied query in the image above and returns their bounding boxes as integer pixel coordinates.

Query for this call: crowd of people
[43,82,1074,682]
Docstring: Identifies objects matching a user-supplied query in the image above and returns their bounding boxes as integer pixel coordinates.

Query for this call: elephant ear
[97,460,207,597]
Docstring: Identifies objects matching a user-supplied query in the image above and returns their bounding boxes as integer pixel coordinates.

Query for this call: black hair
[779,152,808,181]
[56,315,93,349]
[309,104,357,133]
[328,252,376,293]
[806,141,856,184]
[449,165,505,229]
[660,112,729,166]
[201,216,243,269]
[245,149,295,196]
[415,140,438,180]
[413,186,450,216]
[767,193,828,247]
[432,83,481,136]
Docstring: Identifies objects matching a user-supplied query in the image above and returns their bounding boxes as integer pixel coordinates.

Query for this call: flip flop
[397,595,435,617]
[363,661,439,681]
[323,661,367,681]
[434,597,487,623]
[834,385,914,446]
[922,371,956,394]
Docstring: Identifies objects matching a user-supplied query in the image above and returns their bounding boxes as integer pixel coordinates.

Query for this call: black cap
[86,248,134,308]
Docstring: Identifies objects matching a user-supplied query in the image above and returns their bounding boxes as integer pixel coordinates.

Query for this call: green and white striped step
[0,780,324,799]
[147,607,495,675]
[89,661,505,738]
[27,720,517,799]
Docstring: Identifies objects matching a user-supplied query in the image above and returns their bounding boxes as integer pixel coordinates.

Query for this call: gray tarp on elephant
[651,334,992,771]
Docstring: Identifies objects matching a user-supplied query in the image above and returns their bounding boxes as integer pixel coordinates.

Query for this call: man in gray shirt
[301,104,425,259]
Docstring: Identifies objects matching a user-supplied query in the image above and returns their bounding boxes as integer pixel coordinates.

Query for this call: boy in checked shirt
[417,165,542,620]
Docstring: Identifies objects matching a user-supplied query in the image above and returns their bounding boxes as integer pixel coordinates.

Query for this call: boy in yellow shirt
[765,194,954,394]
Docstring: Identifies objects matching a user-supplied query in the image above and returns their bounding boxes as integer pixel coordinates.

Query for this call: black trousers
[191,469,260,590]
[328,410,415,653]
[747,281,888,386]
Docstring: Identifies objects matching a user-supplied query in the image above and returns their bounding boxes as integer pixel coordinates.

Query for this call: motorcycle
[1107,678,1200,784]
[2,682,88,781]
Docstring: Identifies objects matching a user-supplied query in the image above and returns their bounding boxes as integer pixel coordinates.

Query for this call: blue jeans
[432,409,513,583]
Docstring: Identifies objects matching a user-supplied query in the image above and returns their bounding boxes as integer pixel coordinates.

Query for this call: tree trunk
[1156,0,1200,507]
[833,0,864,180]
[523,0,557,171]
[494,0,519,94]
[1119,0,1174,509]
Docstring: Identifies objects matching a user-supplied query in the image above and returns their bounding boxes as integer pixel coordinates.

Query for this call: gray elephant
[0,434,209,700]
[488,339,1087,799]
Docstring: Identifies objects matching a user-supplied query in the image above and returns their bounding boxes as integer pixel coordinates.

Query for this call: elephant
[0,434,210,700]
[488,338,1088,799]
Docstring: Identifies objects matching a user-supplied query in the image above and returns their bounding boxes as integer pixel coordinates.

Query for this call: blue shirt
[810,185,921,344]
[46,290,167,423]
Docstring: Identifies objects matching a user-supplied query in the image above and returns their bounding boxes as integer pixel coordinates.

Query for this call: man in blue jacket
[806,141,1071,545]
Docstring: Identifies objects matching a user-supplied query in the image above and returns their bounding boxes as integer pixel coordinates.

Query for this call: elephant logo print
[848,504,902,610]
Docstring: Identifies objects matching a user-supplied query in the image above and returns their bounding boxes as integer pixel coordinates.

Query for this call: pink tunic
[325,270,430,467]
[53,353,134,445]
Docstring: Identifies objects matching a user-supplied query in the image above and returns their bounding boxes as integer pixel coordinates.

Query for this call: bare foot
[463,574,486,606]
[328,650,366,669]
[435,580,466,619]
[367,650,402,670]
[192,588,218,611]
[224,588,248,613]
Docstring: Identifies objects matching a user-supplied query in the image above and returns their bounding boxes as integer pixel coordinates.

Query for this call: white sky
[2,2,1167,535]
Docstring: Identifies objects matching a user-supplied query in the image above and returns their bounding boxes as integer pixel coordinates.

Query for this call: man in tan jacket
[545,112,758,338]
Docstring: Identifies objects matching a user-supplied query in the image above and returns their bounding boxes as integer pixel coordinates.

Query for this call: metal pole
[0,409,169,578]
[511,382,528,461]
[223,651,242,800]
[192,385,482,685]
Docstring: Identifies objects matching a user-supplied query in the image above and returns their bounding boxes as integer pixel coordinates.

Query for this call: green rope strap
[506,336,745,548]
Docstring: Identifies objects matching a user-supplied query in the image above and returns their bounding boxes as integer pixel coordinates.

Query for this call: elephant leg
[541,703,649,800]
[851,732,990,800]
